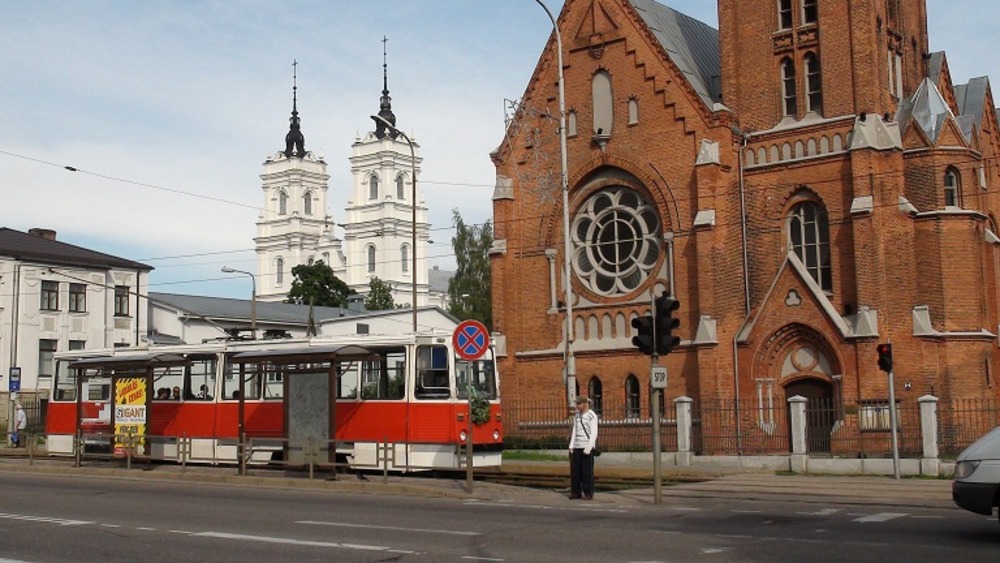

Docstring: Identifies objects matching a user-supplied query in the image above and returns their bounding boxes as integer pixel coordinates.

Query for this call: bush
[503,435,566,450]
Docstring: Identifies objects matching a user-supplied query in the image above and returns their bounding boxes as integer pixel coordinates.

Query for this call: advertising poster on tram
[113,377,147,456]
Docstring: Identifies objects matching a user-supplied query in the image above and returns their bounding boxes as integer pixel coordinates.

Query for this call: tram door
[286,369,331,465]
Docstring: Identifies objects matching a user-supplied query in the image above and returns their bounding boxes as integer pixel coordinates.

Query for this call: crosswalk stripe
[853,512,908,523]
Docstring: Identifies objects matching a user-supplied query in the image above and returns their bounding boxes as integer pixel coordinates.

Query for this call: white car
[953,426,1000,522]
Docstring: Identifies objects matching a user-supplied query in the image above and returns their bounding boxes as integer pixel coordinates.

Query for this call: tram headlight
[492,430,500,441]
[459,430,467,443]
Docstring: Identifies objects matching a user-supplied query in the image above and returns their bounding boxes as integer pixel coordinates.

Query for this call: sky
[1,1,997,299]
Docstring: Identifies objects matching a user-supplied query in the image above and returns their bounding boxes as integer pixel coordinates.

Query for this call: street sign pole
[648,289,662,505]
[452,319,491,494]
[888,368,900,480]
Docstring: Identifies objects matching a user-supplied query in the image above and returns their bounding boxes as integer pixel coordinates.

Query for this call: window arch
[592,70,613,137]
[625,375,640,419]
[396,174,406,200]
[778,0,792,29]
[369,174,379,200]
[944,167,961,207]
[588,377,603,416]
[802,0,817,24]
[277,190,288,215]
[303,191,313,215]
[804,53,822,114]
[275,257,285,285]
[781,58,797,117]
[788,200,832,292]
[401,244,410,273]
[367,245,376,273]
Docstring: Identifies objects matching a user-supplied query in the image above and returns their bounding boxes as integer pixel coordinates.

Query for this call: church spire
[373,36,399,140]
[284,59,306,158]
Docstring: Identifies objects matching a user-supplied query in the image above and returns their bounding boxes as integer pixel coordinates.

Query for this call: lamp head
[221,266,235,273]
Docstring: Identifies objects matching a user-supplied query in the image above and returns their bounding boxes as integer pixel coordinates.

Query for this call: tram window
[338,362,359,399]
[262,364,284,400]
[153,365,186,401]
[456,357,497,400]
[222,363,263,400]
[52,362,78,402]
[416,345,450,399]
[187,357,217,400]
[360,349,405,400]
[87,376,111,401]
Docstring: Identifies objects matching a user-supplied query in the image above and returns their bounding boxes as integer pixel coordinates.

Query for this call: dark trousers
[570,448,594,496]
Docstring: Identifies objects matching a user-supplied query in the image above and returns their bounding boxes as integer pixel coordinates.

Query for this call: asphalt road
[0,472,997,562]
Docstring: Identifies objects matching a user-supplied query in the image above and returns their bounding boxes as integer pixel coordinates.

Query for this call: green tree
[448,209,493,330]
[285,260,355,307]
[364,276,397,310]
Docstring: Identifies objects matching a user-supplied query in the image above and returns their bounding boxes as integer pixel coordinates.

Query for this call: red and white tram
[45,331,503,470]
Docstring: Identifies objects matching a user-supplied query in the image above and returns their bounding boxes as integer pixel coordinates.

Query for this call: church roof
[428,266,454,294]
[896,77,954,143]
[629,0,722,108]
[0,227,152,271]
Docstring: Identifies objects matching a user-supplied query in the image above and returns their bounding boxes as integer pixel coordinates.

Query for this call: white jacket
[569,409,598,452]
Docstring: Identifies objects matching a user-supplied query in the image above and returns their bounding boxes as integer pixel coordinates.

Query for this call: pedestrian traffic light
[876,343,893,373]
[654,292,680,355]
[631,315,654,356]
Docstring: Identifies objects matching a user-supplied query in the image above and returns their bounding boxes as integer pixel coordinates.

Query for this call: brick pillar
[918,395,940,476]
[788,395,808,473]
[675,396,693,466]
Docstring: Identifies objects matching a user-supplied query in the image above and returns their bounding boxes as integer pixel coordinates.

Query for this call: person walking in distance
[568,396,598,500]
[12,403,27,447]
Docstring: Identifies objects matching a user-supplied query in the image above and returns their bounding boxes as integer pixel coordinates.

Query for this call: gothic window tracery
[787,200,832,292]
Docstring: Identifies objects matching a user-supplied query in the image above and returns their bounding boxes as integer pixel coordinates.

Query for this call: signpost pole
[452,319,491,495]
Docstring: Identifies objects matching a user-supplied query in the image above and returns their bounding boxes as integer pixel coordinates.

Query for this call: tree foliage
[285,260,355,307]
[447,209,493,330]
[364,276,397,311]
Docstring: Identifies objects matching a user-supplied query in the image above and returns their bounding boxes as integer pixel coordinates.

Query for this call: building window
[628,98,639,125]
[367,246,376,273]
[278,190,288,215]
[69,283,86,313]
[778,0,793,29]
[944,167,961,207]
[303,191,312,215]
[568,110,578,137]
[802,0,817,24]
[69,340,86,351]
[401,244,409,273]
[886,0,900,30]
[588,376,603,416]
[396,174,406,200]
[114,285,129,316]
[625,374,640,419]
[40,280,59,311]
[788,200,832,292]
[804,53,822,114]
[592,70,614,137]
[781,58,798,117]
[276,257,284,285]
[571,187,661,296]
[39,339,57,379]
[369,175,379,200]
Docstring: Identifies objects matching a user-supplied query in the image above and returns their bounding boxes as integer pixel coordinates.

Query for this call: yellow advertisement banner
[114,377,147,456]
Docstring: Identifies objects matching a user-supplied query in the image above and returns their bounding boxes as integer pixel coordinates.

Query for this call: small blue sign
[9,367,20,393]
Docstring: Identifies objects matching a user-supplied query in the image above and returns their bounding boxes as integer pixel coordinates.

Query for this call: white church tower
[255,64,345,302]
[343,43,430,308]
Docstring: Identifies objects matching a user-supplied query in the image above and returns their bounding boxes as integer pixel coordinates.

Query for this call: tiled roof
[150,291,358,325]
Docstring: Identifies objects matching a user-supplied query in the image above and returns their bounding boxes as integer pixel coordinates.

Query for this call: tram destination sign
[453,319,490,361]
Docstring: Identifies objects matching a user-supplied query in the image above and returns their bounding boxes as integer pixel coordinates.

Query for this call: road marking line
[462,557,504,562]
[853,513,907,523]
[730,509,761,514]
[196,531,416,554]
[100,524,121,528]
[169,529,195,534]
[702,548,729,554]
[0,513,94,526]
[136,527,156,531]
[297,520,479,536]
[798,508,840,516]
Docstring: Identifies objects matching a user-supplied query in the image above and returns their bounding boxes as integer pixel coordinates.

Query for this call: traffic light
[631,315,654,355]
[876,343,893,373]
[654,292,681,355]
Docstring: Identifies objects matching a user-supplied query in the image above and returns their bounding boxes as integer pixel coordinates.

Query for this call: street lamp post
[534,0,575,408]
[221,266,257,339]
[371,114,418,333]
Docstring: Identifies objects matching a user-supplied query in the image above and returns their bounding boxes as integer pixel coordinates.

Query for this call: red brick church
[491,0,1000,450]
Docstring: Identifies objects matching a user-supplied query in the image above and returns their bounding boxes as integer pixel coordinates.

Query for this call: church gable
[571,0,622,47]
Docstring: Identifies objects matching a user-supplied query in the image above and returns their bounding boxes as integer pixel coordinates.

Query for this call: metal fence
[939,398,1000,457]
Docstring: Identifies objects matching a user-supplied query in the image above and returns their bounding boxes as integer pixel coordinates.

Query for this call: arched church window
[625,375,640,419]
[276,257,284,285]
[944,167,961,207]
[278,190,288,215]
[781,58,797,117]
[367,245,376,273]
[571,187,660,296]
[787,200,832,292]
[396,174,406,200]
[628,97,639,125]
[588,376,603,416]
[401,244,409,273]
[303,191,312,215]
[369,175,379,200]
[592,70,613,137]
[568,110,578,137]
[804,53,822,114]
